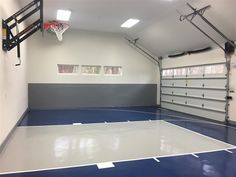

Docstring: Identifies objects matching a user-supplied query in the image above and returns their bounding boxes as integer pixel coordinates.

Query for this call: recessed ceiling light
[57,10,71,21]
[121,19,140,28]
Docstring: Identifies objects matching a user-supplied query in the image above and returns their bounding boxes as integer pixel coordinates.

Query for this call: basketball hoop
[43,21,69,41]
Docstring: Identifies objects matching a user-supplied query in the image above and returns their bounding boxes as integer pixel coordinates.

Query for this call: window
[205,64,226,75]
[81,65,101,75]
[162,63,226,78]
[162,69,173,76]
[187,66,204,76]
[173,68,186,76]
[57,64,79,74]
[104,66,122,76]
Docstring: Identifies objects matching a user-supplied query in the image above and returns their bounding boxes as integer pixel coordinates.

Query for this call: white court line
[225,149,234,154]
[1,146,235,176]
[97,162,115,169]
[1,147,235,175]
[73,123,82,126]
[152,147,236,159]
[18,120,148,128]
[162,120,235,147]
[20,108,236,130]
[191,154,199,158]
[81,108,236,130]
[122,108,236,130]
[153,158,160,163]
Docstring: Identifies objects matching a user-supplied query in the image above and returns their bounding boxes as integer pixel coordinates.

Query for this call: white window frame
[204,64,226,75]
[81,65,102,75]
[104,66,123,76]
[173,68,187,76]
[57,64,79,75]
[187,66,204,76]
[162,69,173,77]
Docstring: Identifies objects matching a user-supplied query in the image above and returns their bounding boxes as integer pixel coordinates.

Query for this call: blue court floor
[1,106,236,177]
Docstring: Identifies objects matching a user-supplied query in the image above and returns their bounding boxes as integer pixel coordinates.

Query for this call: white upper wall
[162,48,225,69]
[0,0,28,146]
[27,30,159,84]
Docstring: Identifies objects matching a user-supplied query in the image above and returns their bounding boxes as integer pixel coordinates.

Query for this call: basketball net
[43,21,69,41]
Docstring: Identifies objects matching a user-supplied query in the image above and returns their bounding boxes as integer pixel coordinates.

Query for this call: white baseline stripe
[1,146,235,175]
[19,108,236,131]
[81,108,236,130]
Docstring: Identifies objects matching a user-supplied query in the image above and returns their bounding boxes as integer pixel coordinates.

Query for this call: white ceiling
[19,0,236,57]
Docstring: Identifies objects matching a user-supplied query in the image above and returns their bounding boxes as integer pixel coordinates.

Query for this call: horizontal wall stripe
[29,84,157,109]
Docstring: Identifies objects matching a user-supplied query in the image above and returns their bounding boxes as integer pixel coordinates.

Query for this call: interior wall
[0,1,28,146]
[27,30,159,109]
[162,48,236,122]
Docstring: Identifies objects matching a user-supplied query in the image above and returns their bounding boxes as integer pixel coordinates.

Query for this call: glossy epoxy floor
[0,120,234,174]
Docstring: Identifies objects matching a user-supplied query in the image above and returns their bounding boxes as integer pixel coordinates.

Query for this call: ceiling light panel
[57,10,71,21]
[121,19,140,28]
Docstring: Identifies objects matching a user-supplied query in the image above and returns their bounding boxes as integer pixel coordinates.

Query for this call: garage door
[161,62,227,122]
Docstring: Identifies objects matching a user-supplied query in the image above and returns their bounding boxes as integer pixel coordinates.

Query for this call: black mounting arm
[179,4,211,22]
[2,0,43,66]
[178,3,235,55]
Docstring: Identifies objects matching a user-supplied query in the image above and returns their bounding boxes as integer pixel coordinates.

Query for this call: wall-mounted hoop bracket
[2,0,43,66]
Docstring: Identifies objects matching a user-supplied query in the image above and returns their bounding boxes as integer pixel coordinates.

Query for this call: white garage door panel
[162,79,227,88]
[161,95,173,102]
[186,89,226,100]
[161,102,225,122]
[162,80,187,86]
[162,96,225,110]
[204,91,226,100]
[162,89,226,101]
[186,79,226,88]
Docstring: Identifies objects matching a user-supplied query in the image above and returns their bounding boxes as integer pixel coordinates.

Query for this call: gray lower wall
[29,84,157,109]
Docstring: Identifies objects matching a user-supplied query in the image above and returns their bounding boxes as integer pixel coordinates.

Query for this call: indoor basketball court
[0,0,236,177]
